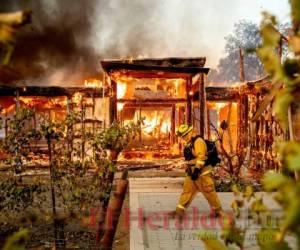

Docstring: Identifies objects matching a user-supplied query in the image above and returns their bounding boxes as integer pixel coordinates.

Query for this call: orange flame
[117,83,127,99]
[84,79,102,88]
[117,103,125,111]
[142,111,170,137]
[72,92,83,105]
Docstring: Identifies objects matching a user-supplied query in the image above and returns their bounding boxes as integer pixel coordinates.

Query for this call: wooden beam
[251,81,282,122]
[199,73,205,137]
[171,104,176,145]
[237,97,242,149]
[206,105,211,140]
[101,59,210,76]
[111,80,117,123]
[102,57,207,68]
[186,77,192,125]
[0,85,109,97]
[239,47,245,82]
[243,96,249,149]
[122,103,174,108]
[109,70,193,79]
[117,98,186,103]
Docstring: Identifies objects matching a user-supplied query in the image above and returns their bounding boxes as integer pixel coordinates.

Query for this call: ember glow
[84,79,102,88]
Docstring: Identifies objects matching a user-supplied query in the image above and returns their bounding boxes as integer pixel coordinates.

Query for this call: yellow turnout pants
[176,174,221,214]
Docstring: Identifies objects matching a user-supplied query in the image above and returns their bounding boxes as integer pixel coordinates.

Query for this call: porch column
[109,79,117,124]
[198,73,205,137]
[186,77,192,125]
[171,104,176,145]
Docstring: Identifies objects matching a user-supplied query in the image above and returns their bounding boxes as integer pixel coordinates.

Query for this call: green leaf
[250,196,268,214]
[221,222,245,248]
[243,186,254,202]
[282,196,300,231]
[263,172,289,191]
[231,184,240,196]
[231,200,240,218]
[2,229,29,250]
[256,228,276,247]
[288,36,300,54]
[260,23,281,46]
[290,0,300,28]
[257,228,292,250]
[286,154,300,171]
[257,46,283,81]
[273,91,294,129]
[0,24,15,43]
[197,230,228,250]
[277,141,300,171]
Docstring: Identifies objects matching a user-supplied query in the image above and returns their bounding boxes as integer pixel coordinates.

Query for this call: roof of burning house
[0,85,107,97]
[101,57,209,78]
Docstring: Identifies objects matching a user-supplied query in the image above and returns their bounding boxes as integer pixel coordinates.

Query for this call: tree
[208,20,291,84]
[208,20,265,83]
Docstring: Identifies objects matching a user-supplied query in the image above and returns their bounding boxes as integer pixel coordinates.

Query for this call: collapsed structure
[1,57,299,173]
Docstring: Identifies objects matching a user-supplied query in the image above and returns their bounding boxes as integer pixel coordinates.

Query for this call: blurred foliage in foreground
[199,1,300,249]
[0,11,31,65]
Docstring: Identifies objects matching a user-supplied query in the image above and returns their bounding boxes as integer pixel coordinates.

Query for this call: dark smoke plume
[1,0,211,86]
[1,0,100,86]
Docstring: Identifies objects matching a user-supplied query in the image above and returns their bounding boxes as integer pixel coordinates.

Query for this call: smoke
[91,0,242,65]
[92,0,209,58]
[1,0,99,86]
[1,0,241,86]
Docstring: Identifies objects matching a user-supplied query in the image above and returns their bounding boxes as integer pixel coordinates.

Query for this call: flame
[117,82,127,99]
[161,120,170,134]
[143,117,157,134]
[47,97,67,108]
[20,96,68,109]
[165,78,185,97]
[117,103,125,111]
[19,97,36,107]
[73,92,83,105]
[84,79,102,88]
[110,72,130,100]
[142,111,171,137]
[215,102,227,111]
[231,82,242,87]
[128,56,134,63]
[1,105,15,114]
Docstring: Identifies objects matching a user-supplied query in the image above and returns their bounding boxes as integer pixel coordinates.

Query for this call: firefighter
[172,124,222,218]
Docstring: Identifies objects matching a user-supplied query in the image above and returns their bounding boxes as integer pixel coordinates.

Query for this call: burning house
[101,57,209,159]
[1,56,298,174]
[0,82,110,154]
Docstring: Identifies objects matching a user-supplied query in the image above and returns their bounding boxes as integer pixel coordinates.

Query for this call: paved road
[129,177,294,250]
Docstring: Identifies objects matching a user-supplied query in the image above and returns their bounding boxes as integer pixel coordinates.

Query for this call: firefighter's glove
[191,167,200,181]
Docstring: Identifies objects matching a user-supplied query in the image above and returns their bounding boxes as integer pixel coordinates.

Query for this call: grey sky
[92,0,290,69]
